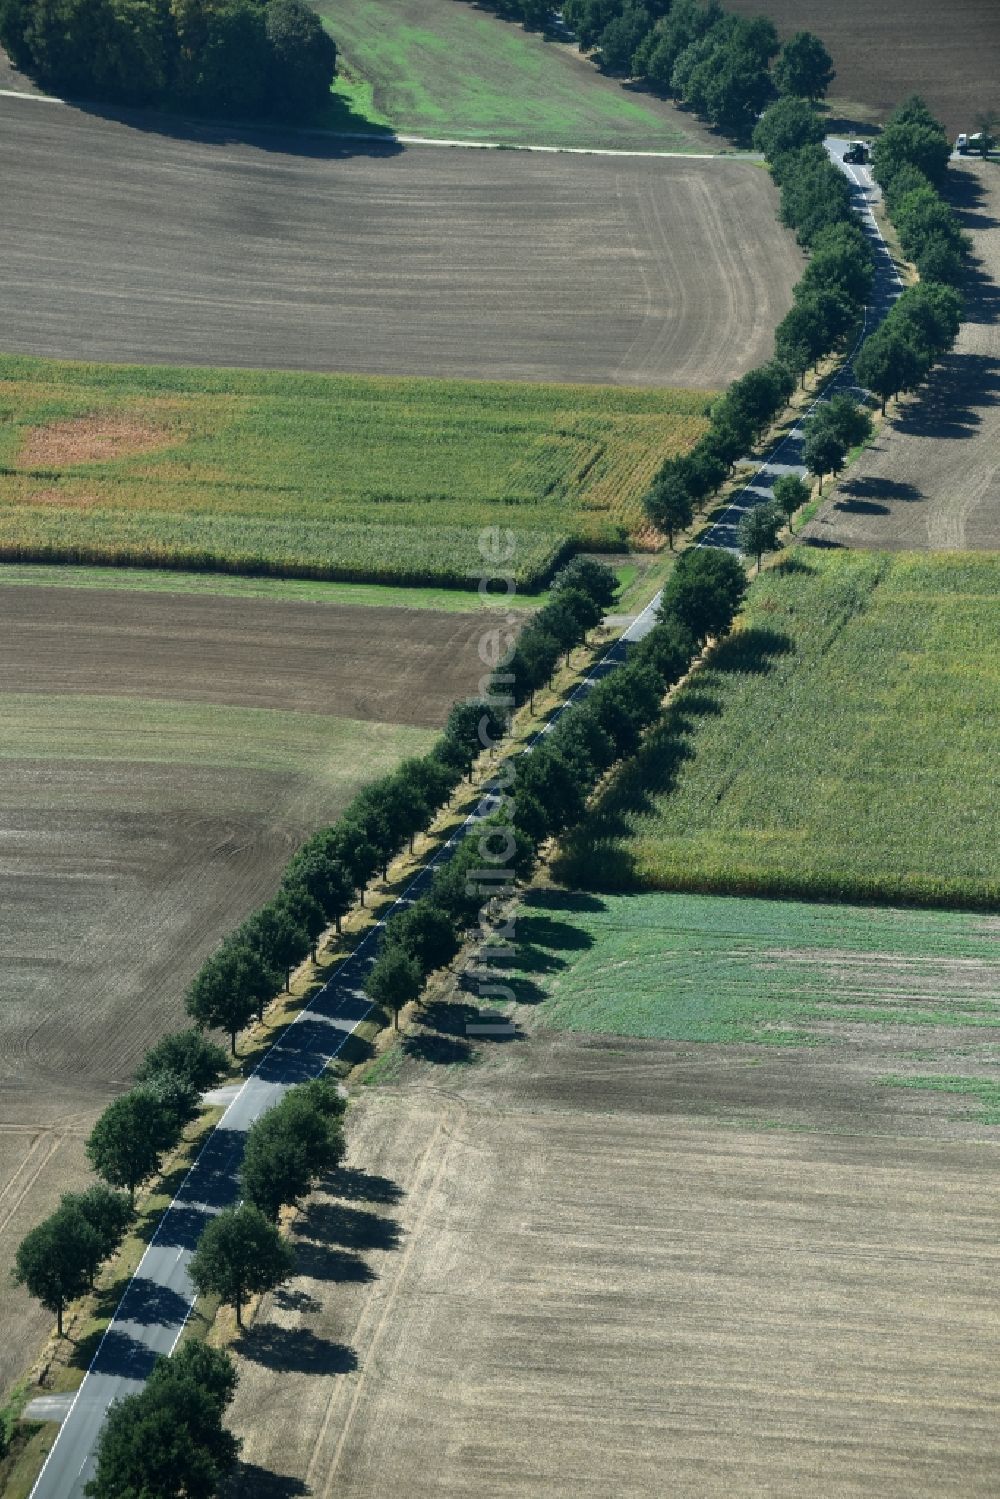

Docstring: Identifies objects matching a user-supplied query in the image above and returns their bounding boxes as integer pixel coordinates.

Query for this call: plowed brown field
[804,162,1000,551]
[0,585,483,1396]
[727,0,1000,136]
[228,1030,1000,1498]
[0,97,802,388]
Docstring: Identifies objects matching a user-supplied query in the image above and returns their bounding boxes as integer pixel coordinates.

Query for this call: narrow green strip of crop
[509,889,1000,1045]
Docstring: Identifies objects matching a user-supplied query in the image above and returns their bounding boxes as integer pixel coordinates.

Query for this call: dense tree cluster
[0,0,335,118]
[85,1343,239,1499]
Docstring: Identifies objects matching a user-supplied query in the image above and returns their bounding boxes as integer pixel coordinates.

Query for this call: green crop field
[0,355,710,587]
[317,0,703,151]
[558,551,1000,907]
[512,889,1000,1045]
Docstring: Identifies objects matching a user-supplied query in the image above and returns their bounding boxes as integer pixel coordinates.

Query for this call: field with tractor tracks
[0,582,485,1397]
[225,882,1000,1498]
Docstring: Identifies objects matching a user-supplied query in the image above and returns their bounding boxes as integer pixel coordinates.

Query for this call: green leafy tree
[823,393,874,451]
[86,1089,173,1204]
[186,946,257,1055]
[517,744,586,834]
[384,899,461,976]
[329,819,379,903]
[658,546,747,645]
[136,1030,227,1093]
[14,1206,101,1336]
[855,325,927,412]
[802,419,847,493]
[551,555,619,611]
[630,616,695,688]
[189,1204,293,1328]
[772,31,834,99]
[555,585,604,637]
[798,221,874,307]
[644,461,693,547]
[780,156,854,246]
[738,502,783,572]
[365,943,422,1030]
[775,299,830,383]
[241,1086,346,1220]
[587,663,663,757]
[753,95,825,159]
[59,1186,135,1277]
[85,1343,239,1499]
[871,96,952,190]
[265,0,336,117]
[772,473,810,533]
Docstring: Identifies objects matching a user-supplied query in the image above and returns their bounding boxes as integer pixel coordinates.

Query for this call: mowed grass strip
[0,355,710,586]
[314,0,701,150]
[513,890,1000,1045]
[558,551,1000,907]
[0,694,436,777]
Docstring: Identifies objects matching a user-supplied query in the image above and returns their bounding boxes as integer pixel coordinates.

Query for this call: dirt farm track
[0,95,802,388]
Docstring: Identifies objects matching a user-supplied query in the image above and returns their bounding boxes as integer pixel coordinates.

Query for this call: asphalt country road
[27,597,660,1499]
[701,139,905,550]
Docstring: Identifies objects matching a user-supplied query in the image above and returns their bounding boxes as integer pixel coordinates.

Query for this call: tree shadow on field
[834,476,922,512]
[292,1240,377,1285]
[892,353,1000,440]
[324,1166,404,1207]
[225,1461,308,1499]
[71,96,404,161]
[298,1200,402,1254]
[946,167,1000,233]
[237,1325,358,1376]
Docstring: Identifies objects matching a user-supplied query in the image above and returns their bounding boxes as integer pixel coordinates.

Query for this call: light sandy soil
[228,1031,1000,1498]
[804,162,1000,551]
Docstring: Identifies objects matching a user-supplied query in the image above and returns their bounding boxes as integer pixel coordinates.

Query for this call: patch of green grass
[314,0,702,151]
[0,563,543,611]
[880,1075,1000,1124]
[558,551,1000,908]
[509,889,1000,1044]
[0,354,710,586]
[0,695,436,777]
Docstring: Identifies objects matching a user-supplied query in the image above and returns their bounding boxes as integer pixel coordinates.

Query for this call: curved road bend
[28,593,661,1499]
[700,139,905,551]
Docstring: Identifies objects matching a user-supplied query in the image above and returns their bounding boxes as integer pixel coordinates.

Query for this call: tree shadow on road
[237,1325,358,1376]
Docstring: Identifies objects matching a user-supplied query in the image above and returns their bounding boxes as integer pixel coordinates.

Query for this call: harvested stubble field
[316,0,709,151]
[227,884,1000,1497]
[727,0,1000,136]
[0,355,712,585]
[805,162,1000,552]
[558,551,1000,907]
[0,583,484,1398]
[0,95,801,388]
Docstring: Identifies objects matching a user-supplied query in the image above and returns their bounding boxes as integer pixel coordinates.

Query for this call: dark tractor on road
[843,141,870,165]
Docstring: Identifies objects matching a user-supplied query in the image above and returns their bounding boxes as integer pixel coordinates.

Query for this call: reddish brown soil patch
[18,414,175,468]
